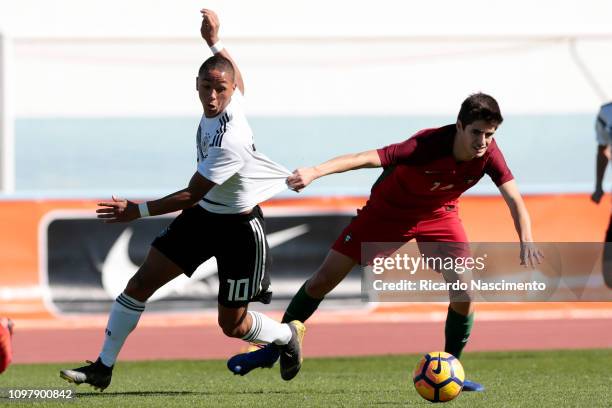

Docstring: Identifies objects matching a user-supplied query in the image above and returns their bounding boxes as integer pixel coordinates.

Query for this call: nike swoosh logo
[432,353,442,374]
[101,223,310,301]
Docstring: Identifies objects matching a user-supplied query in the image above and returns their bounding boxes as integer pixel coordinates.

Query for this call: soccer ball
[412,351,465,403]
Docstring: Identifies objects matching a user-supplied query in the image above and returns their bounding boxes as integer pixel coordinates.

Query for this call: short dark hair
[457,93,503,127]
[198,55,235,81]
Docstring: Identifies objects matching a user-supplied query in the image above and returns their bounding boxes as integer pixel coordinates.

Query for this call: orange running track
[11,317,612,364]
[1,195,611,364]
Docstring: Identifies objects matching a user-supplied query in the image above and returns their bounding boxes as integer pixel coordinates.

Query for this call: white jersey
[196,90,291,214]
[596,102,612,145]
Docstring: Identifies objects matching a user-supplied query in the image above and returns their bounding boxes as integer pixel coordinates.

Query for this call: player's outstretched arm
[287,150,381,191]
[498,179,543,267]
[201,9,245,95]
[592,144,610,204]
[96,172,215,223]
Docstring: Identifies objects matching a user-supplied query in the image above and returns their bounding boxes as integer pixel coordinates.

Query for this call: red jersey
[370,125,513,216]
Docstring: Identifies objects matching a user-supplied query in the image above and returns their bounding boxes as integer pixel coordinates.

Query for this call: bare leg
[305,250,358,299]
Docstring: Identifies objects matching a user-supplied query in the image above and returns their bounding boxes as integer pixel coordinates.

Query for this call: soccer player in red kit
[228,93,541,390]
[0,318,14,374]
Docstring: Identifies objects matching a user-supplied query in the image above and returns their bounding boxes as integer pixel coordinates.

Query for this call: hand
[520,242,544,268]
[591,188,604,204]
[97,195,140,223]
[200,9,220,46]
[286,167,318,192]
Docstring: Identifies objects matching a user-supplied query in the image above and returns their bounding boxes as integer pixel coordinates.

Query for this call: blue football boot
[227,343,280,376]
[463,379,485,392]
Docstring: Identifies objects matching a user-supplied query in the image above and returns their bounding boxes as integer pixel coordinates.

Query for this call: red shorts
[331,205,469,265]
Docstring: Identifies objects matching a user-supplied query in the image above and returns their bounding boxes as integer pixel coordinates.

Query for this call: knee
[218,317,249,339]
[449,286,474,313]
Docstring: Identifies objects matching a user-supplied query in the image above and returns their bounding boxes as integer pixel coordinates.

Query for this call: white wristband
[138,202,150,218]
[210,40,224,55]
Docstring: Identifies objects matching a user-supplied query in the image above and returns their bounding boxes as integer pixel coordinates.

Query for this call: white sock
[98,293,145,367]
[241,311,292,345]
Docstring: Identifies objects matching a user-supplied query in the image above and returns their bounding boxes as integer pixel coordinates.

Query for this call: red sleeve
[377,137,418,167]
[485,142,514,186]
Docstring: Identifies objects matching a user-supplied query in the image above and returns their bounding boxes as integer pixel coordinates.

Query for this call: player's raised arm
[200,9,244,95]
[287,150,381,191]
[497,179,543,267]
[96,172,215,223]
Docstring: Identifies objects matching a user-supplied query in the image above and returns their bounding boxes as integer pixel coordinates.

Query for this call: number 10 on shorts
[227,279,249,301]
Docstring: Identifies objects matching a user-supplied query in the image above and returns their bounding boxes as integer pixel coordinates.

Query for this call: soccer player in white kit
[591,101,612,289]
[60,9,305,390]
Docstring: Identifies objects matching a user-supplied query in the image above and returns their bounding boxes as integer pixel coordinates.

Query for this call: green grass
[1,349,610,407]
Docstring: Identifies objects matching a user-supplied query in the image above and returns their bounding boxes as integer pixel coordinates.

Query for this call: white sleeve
[197,146,245,185]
